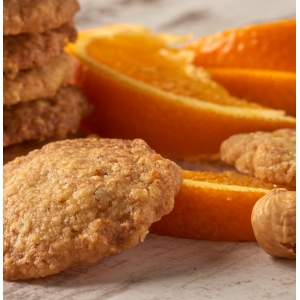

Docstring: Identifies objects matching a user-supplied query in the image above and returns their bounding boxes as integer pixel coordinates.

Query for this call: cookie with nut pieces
[4,138,182,280]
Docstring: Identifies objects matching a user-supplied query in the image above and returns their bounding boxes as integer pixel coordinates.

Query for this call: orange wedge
[67,24,295,159]
[207,68,296,116]
[186,20,296,115]
[150,170,296,242]
[186,19,296,72]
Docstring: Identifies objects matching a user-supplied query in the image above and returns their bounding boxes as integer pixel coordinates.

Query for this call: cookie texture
[4,52,74,105]
[3,132,86,166]
[3,85,89,147]
[220,129,296,187]
[4,0,79,35]
[4,21,77,73]
[4,138,182,280]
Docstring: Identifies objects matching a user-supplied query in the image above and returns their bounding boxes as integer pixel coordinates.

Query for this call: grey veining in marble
[74,0,296,38]
[4,235,296,300]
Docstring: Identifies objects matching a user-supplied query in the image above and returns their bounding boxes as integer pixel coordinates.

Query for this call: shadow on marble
[8,235,292,288]
[4,235,296,300]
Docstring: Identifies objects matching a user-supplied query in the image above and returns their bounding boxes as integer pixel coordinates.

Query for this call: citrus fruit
[186,19,295,72]
[186,20,296,116]
[207,68,296,116]
[67,24,295,159]
[150,170,296,242]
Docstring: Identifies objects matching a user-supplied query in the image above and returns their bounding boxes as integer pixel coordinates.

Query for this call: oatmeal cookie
[3,52,73,105]
[4,138,182,280]
[4,0,79,35]
[4,21,77,73]
[4,52,74,105]
[220,129,296,187]
[4,85,89,147]
[3,131,86,166]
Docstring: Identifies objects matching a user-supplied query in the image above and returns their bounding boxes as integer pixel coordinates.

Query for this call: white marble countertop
[4,0,296,299]
[4,235,296,300]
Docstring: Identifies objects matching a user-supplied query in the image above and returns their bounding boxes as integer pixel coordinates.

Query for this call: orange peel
[67,24,295,159]
[206,68,296,116]
[150,170,296,242]
[186,19,296,72]
[186,20,296,116]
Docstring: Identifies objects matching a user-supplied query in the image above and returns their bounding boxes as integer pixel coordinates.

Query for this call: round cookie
[4,138,182,280]
[3,132,86,166]
[4,52,74,105]
[4,0,79,35]
[4,21,77,73]
[3,85,89,147]
[220,128,296,187]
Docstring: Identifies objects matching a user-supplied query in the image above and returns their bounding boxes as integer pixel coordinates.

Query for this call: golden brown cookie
[4,0,80,35]
[4,138,182,280]
[4,21,77,73]
[4,52,74,105]
[3,85,89,147]
[3,131,86,165]
[220,129,296,187]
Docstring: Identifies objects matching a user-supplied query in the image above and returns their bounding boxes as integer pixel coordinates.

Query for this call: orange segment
[207,68,296,116]
[86,31,261,109]
[186,19,296,72]
[150,170,296,242]
[67,24,295,158]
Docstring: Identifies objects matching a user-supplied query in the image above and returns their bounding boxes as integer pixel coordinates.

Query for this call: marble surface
[74,0,296,37]
[4,235,296,300]
[4,0,296,299]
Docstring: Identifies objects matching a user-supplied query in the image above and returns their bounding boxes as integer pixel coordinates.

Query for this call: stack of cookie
[3,0,89,147]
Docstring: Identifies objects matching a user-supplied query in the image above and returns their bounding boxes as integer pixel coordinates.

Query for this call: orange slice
[150,170,296,242]
[186,19,296,72]
[185,20,296,115]
[67,24,295,159]
[207,68,296,116]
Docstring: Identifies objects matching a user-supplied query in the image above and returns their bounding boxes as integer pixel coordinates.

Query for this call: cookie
[220,129,296,187]
[4,52,74,105]
[4,138,182,280]
[4,0,79,35]
[4,21,77,73]
[3,131,86,166]
[3,85,89,147]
